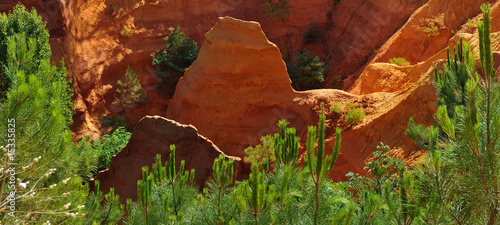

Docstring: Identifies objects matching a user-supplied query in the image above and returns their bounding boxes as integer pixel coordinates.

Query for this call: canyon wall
[4,0,500,184]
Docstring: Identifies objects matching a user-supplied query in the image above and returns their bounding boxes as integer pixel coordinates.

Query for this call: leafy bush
[287,49,326,91]
[303,23,325,45]
[330,102,342,114]
[93,126,132,171]
[260,0,290,23]
[389,57,410,66]
[113,66,146,109]
[152,25,199,96]
[345,108,365,124]
[364,143,402,194]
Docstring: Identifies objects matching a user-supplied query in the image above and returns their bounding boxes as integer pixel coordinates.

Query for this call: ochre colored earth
[4,0,500,186]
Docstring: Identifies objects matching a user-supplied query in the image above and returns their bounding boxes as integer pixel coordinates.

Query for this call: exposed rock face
[371,0,492,66]
[91,116,241,202]
[166,17,436,181]
[325,0,428,76]
[6,0,500,182]
[166,17,303,157]
[50,0,428,139]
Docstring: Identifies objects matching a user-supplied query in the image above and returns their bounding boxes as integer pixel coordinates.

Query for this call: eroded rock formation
[90,116,241,202]
[44,0,428,139]
[5,0,500,183]
[166,17,436,180]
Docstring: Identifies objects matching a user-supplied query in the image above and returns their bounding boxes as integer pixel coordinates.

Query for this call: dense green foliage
[0,4,50,98]
[92,126,132,171]
[259,0,290,23]
[407,3,500,224]
[0,4,73,126]
[244,135,275,168]
[287,49,325,91]
[345,108,365,124]
[83,181,124,224]
[152,25,199,96]
[0,30,86,224]
[330,101,343,114]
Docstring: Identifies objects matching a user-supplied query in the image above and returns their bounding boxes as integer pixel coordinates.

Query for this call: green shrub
[303,23,325,45]
[113,66,146,109]
[388,57,410,66]
[152,25,199,96]
[345,108,365,124]
[287,49,325,91]
[345,102,356,110]
[244,135,275,169]
[84,181,124,224]
[330,102,343,114]
[93,126,132,171]
[424,22,439,37]
[260,0,290,23]
[364,143,402,194]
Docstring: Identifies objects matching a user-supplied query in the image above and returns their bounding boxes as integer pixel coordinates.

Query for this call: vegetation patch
[287,49,326,91]
[113,66,146,109]
[260,0,290,23]
[120,28,135,38]
[345,108,365,124]
[424,21,439,37]
[389,57,411,66]
[303,23,325,45]
[330,101,343,114]
[152,25,199,96]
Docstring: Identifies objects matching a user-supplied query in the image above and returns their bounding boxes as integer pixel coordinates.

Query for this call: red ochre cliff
[4,0,500,184]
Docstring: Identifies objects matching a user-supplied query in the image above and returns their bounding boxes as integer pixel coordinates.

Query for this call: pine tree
[0,4,73,126]
[125,145,197,224]
[234,163,275,225]
[151,25,199,96]
[408,3,500,224]
[0,33,87,223]
[113,66,146,110]
[195,154,238,224]
[302,110,343,225]
[287,49,325,91]
[83,181,124,224]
